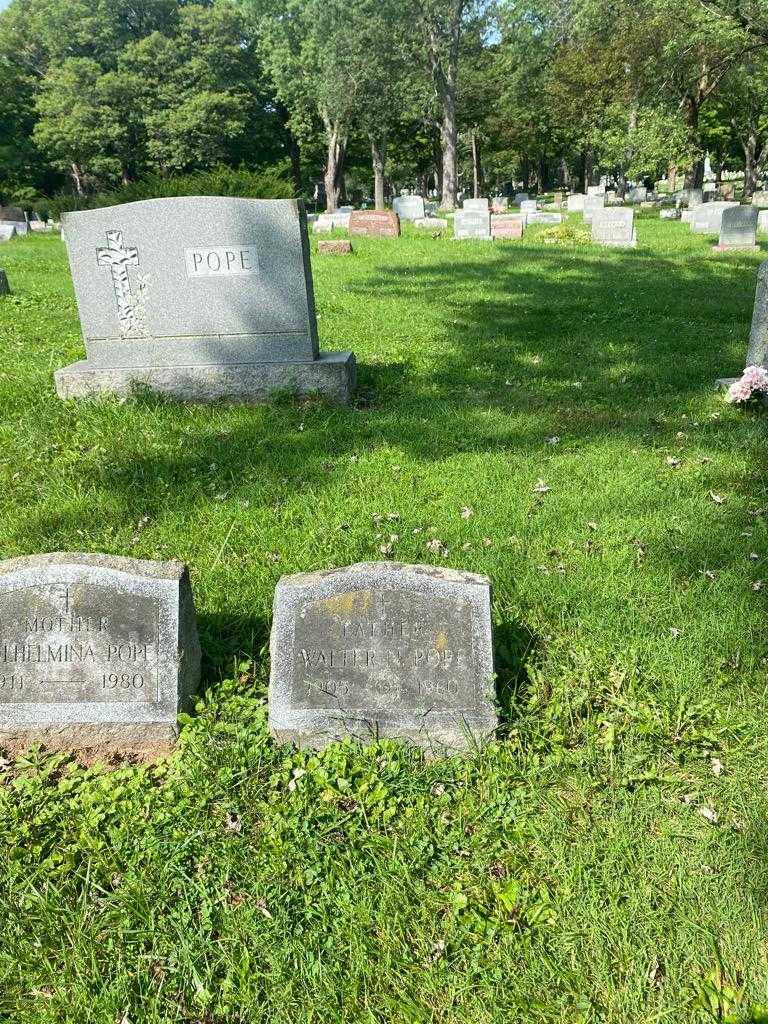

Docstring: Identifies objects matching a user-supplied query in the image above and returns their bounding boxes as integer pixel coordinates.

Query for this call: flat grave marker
[0,553,201,753]
[348,210,400,238]
[269,561,497,754]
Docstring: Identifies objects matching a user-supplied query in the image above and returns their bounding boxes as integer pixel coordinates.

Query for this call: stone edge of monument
[0,552,201,755]
[54,351,357,404]
[268,560,498,756]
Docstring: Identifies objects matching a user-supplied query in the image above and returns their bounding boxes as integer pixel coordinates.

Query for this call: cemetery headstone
[513,192,529,205]
[0,207,28,236]
[716,261,768,390]
[491,214,524,240]
[587,185,604,196]
[714,205,758,251]
[268,561,497,753]
[0,270,9,296]
[527,212,562,224]
[393,196,426,221]
[691,202,738,234]
[681,210,695,224]
[627,187,647,203]
[660,208,680,220]
[687,189,704,207]
[463,198,489,212]
[413,217,448,230]
[567,193,585,212]
[0,225,16,243]
[348,210,400,238]
[0,553,201,752]
[758,210,768,234]
[56,197,356,403]
[753,191,768,207]
[591,207,636,247]
[520,200,538,220]
[318,239,353,255]
[553,191,564,207]
[453,209,492,240]
[583,194,606,224]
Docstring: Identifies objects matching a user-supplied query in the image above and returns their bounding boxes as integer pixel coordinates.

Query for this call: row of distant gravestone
[0,554,497,758]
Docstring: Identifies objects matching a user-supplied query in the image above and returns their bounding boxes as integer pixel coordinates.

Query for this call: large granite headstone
[691,202,738,234]
[393,196,426,221]
[746,261,768,367]
[714,206,758,251]
[0,207,28,236]
[0,553,201,752]
[491,214,524,240]
[583,195,605,224]
[56,197,355,403]
[348,210,400,238]
[269,562,497,753]
[453,209,492,240]
[0,225,17,242]
[463,197,489,212]
[567,194,585,213]
[592,208,636,247]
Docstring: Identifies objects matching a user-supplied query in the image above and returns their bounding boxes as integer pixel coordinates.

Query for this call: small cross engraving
[97,230,141,337]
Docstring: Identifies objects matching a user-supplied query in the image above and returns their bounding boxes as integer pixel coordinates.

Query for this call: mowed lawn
[1,215,768,1023]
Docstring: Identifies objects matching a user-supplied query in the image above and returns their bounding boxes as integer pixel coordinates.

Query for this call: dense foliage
[4,0,768,209]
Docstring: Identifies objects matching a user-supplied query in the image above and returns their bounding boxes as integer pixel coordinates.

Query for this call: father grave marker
[269,561,497,753]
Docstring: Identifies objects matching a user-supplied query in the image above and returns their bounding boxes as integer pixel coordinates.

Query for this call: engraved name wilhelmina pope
[56,197,356,403]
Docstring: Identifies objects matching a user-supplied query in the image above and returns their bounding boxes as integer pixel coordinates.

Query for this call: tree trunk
[287,133,302,197]
[370,134,387,210]
[682,94,704,189]
[71,162,85,195]
[522,154,530,192]
[322,113,346,213]
[471,129,483,197]
[667,163,677,192]
[438,75,458,208]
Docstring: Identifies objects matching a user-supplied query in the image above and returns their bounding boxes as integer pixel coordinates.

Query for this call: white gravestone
[715,206,759,251]
[393,196,426,221]
[591,208,636,247]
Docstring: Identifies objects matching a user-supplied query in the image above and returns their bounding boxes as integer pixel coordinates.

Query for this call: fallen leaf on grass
[698,806,718,824]
[460,506,474,519]
[711,758,724,777]
[665,456,681,468]
[709,492,726,504]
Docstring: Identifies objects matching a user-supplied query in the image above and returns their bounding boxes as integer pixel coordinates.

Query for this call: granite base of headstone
[55,197,356,405]
[268,562,497,754]
[318,239,353,255]
[0,553,201,754]
[713,206,759,251]
[348,211,400,238]
[0,270,9,296]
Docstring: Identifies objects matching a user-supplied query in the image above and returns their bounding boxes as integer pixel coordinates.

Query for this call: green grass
[1,215,768,1023]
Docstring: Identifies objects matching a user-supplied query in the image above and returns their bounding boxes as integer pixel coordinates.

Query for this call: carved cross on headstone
[97,230,140,337]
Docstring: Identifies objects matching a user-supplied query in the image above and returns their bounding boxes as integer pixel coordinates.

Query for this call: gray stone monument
[0,270,9,296]
[393,196,426,221]
[714,206,759,251]
[0,553,201,752]
[453,209,492,240]
[691,202,738,234]
[567,193,585,213]
[520,199,538,220]
[463,197,489,212]
[269,562,497,753]
[513,192,529,205]
[753,191,768,207]
[0,225,17,243]
[660,208,680,220]
[55,197,355,403]
[583,194,606,224]
[592,208,636,247]
[0,207,28,236]
[716,261,768,391]
[759,210,768,234]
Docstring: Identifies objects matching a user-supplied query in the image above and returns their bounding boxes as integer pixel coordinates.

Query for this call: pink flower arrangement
[727,365,768,403]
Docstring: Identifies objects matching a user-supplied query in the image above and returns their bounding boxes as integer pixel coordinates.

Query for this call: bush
[41,163,295,219]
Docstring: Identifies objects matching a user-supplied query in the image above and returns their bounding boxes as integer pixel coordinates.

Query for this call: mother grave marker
[0,553,201,752]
